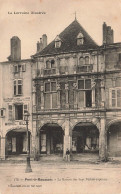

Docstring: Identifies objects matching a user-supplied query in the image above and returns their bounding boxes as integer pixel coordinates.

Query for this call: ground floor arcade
[0,119,121,160]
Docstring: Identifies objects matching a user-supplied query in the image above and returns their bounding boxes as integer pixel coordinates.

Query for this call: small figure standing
[66,148,70,162]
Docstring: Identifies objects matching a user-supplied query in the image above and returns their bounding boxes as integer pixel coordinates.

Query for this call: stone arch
[70,117,100,132]
[107,119,121,157]
[38,120,65,133]
[71,118,99,155]
[107,119,121,131]
[39,121,64,155]
[5,127,32,156]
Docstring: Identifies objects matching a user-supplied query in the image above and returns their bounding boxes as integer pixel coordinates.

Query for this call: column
[57,83,60,109]
[99,117,107,161]
[73,83,78,109]
[40,85,44,110]
[33,120,40,161]
[101,78,105,107]
[32,81,36,113]
[65,83,69,108]
[0,137,6,160]
[63,119,72,158]
[91,79,96,107]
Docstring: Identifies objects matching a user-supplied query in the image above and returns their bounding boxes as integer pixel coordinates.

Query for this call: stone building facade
[32,20,121,161]
[0,19,121,161]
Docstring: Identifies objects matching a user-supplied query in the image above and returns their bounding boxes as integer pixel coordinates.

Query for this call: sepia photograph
[0,0,121,193]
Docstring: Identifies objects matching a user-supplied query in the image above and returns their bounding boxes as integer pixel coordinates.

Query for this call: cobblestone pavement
[0,159,121,194]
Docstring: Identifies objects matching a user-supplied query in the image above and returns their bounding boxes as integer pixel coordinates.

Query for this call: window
[85,56,89,65]
[110,88,121,107]
[13,65,18,73]
[77,32,84,45]
[0,108,5,117]
[78,79,92,107]
[45,60,55,69]
[22,64,26,72]
[55,35,61,48]
[14,79,22,95]
[15,104,28,120]
[44,82,57,109]
[79,57,84,66]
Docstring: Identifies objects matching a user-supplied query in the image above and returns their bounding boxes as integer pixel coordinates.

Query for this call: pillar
[63,119,72,158]
[0,137,6,160]
[91,79,96,107]
[33,120,40,160]
[99,118,107,161]
[101,79,105,107]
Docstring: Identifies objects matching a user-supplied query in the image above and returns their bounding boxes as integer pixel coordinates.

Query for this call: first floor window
[14,104,28,120]
[110,88,121,107]
[78,79,92,108]
[44,82,57,109]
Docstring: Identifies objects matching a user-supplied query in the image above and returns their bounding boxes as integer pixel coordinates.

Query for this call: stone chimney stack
[42,34,47,49]
[103,22,114,44]
[36,34,47,53]
[8,36,21,61]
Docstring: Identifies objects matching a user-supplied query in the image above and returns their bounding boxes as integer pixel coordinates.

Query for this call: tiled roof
[34,19,99,57]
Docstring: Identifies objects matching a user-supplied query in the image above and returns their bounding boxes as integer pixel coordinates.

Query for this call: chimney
[42,34,47,49]
[9,36,21,61]
[36,34,47,53]
[103,22,114,44]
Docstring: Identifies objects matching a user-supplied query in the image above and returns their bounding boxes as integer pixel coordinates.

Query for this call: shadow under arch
[39,122,64,155]
[5,127,31,156]
[72,121,99,155]
[107,120,121,157]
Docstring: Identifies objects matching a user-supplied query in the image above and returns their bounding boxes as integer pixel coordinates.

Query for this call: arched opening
[39,123,64,155]
[107,121,121,157]
[6,128,31,156]
[72,122,99,157]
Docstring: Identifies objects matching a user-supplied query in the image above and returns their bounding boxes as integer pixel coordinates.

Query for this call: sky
[0,0,121,61]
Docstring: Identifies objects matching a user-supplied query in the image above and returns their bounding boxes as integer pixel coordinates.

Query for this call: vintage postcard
[0,0,121,194]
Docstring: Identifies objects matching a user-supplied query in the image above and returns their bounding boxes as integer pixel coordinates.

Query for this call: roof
[33,19,99,57]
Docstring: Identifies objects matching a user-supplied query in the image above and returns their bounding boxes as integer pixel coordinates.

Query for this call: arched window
[79,57,84,66]
[51,60,55,68]
[85,56,89,65]
[46,60,51,69]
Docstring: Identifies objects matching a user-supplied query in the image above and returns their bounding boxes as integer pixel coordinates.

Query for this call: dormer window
[77,32,84,45]
[55,35,62,48]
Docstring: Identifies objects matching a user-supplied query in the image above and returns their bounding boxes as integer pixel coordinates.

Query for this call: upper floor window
[13,64,26,73]
[78,79,92,107]
[77,32,84,45]
[45,60,55,69]
[14,79,22,96]
[55,35,62,48]
[44,82,57,109]
[110,88,121,107]
[79,57,83,66]
[85,56,89,65]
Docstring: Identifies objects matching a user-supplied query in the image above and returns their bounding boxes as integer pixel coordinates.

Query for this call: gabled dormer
[77,32,84,45]
[55,35,62,48]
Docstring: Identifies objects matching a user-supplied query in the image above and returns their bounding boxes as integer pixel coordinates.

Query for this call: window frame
[14,79,23,96]
[109,87,121,108]
[44,81,57,109]
[78,79,92,108]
